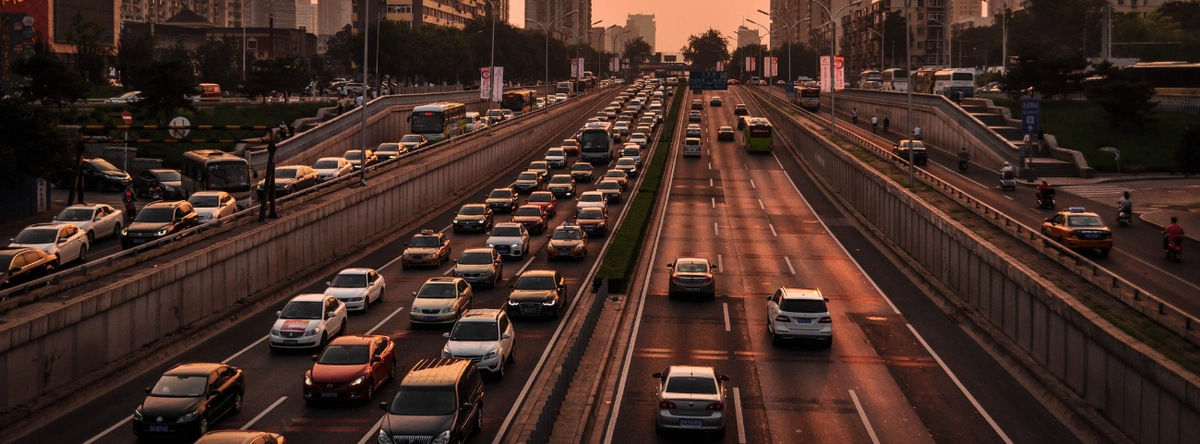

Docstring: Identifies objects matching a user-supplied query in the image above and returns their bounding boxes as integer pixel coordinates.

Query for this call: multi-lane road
[12,90,645,444]
[599,88,1078,443]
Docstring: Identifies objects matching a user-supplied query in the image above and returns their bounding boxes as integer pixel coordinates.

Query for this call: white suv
[766,287,832,347]
[486,223,530,258]
[269,294,348,351]
[442,309,516,378]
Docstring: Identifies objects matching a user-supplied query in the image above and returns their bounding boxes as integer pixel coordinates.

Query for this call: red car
[560,139,581,156]
[512,204,550,234]
[526,191,558,218]
[303,335,396,404]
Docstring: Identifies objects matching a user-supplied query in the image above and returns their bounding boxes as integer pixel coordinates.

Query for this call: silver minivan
[682,137,702,157]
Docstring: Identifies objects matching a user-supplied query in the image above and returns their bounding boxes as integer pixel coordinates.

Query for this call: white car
[653,365,729,433]
[312,157,354,182]
[555,93,568,103]
[188,191,238,224]
[486,223,530,258]
[9,222,90,265]
[268,294,348,351]
[685,124,702,138]
[620,146,642,167]
[683,137,702,157]
[501,110,515,120]
[576,191,608,212]
[629,133,649,149]
[544,148,567,168]
[52,204,123,242]
[103,91,142,104]
[441,309,515,378]
[767,287,833,347]
[410,277,474,326]
[613,121,630,136]
[324,268,386,312]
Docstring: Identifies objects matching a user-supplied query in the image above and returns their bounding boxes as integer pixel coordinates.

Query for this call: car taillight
[774,315,791,322]
[659,400,676,409]
[703,277,713,283]
[818,317,832,323]
[671,276,682,283]
[706,402,724,411]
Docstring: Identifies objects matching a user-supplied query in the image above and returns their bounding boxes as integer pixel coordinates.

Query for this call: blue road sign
[1021,98,1040,135]
[689,71,729,91]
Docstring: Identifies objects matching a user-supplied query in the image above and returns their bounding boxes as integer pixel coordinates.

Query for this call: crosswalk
[1058,185,1125,202]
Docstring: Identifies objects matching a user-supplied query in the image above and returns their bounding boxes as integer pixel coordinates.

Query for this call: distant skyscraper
[525,0,592,44]
[248,0,296,28]
[296,0,318,32]
[318,0,352,36]
[769,0,807,45]
[625,14,655,52]
[351,1,496,31]
[122,0,227,25]
[736,25,760,49]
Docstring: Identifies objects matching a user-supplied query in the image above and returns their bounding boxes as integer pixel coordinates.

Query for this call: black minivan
[378,358,484,444]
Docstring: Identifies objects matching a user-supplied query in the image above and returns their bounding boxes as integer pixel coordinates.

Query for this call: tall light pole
[242,0,248,81]
[597,24,618,78]
[612,28,633,80]
[375,9,383,95]
[527,10,579,97]
[904,0,915,184]
[867,28,884,71]
[561,20,603,81]
[360,0,371,186]
[809,0,863,137]
[757,10,807,92]
[745,19,769,81]
[484,0,497,134]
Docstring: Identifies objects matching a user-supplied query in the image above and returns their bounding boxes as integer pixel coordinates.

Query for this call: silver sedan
[654,365,728,435]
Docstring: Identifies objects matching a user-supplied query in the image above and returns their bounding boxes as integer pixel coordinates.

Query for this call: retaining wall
[757,93,1200,444]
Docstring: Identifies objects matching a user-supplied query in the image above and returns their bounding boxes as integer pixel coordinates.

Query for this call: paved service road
[602,88,1078,444]
[11,94,636,444]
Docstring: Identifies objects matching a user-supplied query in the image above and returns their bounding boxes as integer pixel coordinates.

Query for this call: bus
[742,117,774,153]
[579,122,614,163]
[911,68,938,95]
[180,149,252,195]
[1123,62,1200,95]
[409,102,468,142]
[858,70,882,90]
[881,68,908,92]
[934,68,975,99]
[792,87,820,112]
[573,77,596,93]
[501,90,537,116]
[556,82,574,96]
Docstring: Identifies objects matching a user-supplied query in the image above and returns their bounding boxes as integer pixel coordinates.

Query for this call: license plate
[685,287,698,292]
[559,252,570,256]
[284,339,298,345]
[424,316,437,321]
[522,308,538,314]
[321,392,338,398]
[796,318,812,324]
[412,259,423,264]
[148,425,169,433]
[133,239,146,244]
[584,227,593,232]
[680,419,702,427]
[1086,234,1100,239]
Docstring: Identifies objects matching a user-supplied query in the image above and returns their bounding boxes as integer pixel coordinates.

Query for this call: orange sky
[510,0,773,54]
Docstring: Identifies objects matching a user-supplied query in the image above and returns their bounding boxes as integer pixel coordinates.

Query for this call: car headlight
[507,300,520,306]
[453,219,460,224]
[441,346,451,358]
[121,228,128,235]
[155,229,168,236]
[543,299,557,306]
[546,245,555,253]
[162,185,174,191]
[133,408,143,421]
[177,411,198,423]
[441,306,454,313]
[305,374,313,386]
[304,327,320,336]
[270,327,280,335]
[511,244,521,249]
[484,349,499,359]
[425,253,435,259]
[411,306,420,312]
[378,429,395,444]
[573,244,585,251]
[431,431,451,444]
[349,376,366,386]
[487,243,495,248]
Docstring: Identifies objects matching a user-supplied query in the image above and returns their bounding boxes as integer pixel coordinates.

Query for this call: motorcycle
[148,184,163,201]
[958,160,969,173]
[1000,170,1016,191]
[1036,188,1056,209]
[124,200,137,220]
[1116,205,1132,227]
[1166,236,1183,262]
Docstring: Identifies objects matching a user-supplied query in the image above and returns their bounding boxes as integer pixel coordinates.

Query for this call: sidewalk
[1020,172,1194,187]
[1140,210,1198,242]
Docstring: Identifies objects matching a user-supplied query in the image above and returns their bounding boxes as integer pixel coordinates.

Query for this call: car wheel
[497,359,506,380]
[1057,236,1065,245]
[365,379,375,401]
[86,230,95,243]
[78,245,88,263]
[824,335,834,348]
[232,391,244,414]
[340,319,347,336]
[112,222,121,239]
[319,332,328,348]
[389,361,397,382]
[508,342,516,363]
[362,295,370,312]
[472,403,483,436]
[196,416,209,436]
[1100,248,1111,257]
[379,286,384,302]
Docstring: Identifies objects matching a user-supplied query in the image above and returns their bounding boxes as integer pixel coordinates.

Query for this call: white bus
[933,68,975,99]
[858,70,882,89]
[579,122,614,163]
[881,68,908,92]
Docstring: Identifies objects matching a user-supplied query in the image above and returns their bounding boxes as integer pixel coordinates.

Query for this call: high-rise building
[296,0,318,33]
[736,25,760,49]
[769,0,808,46]
[588,26,607,52]
[122,0,228,26]
[625,14,655,52]
[318,0,352,36]
[950,0,982,23]
[525,0,592,44]
[248,0,296,28]
[352,0,499,31]
[832,0,955,77]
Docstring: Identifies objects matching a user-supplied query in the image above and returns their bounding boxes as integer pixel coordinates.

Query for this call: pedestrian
[336,101,344,116]
[882,116,890,134]
[286,122,295,138]
[355,94,363,108]
[278,121,288,139]
[871,116,879,134]
[912,125,923,140]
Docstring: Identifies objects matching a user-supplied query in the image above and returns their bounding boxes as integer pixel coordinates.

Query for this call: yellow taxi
[401,229,452,268]
[545,222,588,260]
[1040,207,1113,256]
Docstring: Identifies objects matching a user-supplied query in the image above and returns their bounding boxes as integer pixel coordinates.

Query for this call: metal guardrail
[0,87,613,306]
[749,87,1200,346]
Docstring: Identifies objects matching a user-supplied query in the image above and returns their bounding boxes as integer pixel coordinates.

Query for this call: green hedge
[595,85,685,293]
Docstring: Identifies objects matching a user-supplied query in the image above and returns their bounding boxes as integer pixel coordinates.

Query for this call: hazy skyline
[511,0,772,54]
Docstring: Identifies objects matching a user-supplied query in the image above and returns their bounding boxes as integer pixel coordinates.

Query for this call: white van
[683,137,702,157]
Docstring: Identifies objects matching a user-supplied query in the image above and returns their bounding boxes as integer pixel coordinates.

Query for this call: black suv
[378,359,484,444]
[121,201,199,249]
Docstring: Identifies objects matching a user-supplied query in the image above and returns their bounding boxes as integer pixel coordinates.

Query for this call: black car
[453,204,494,233]
[506,270,567,319]
[58,158,131,192]
[133,363,245,438]
[133,169,186,200]
[255,165,319,199]
[0,248,57,289]
[709,96,723,106]
[378,359,484,444]
[121,201,199,249]
[485,188,519,214]
[546,174,576,198]
[512,171,543,194]
[570,163,594,182]
[734,104,749,116]
[399,134,430,151]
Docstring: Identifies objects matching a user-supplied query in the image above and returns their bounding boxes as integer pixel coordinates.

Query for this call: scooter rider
[912,125,923,140]
[957,148,970,171]
[1000,161,1014,177]
[1037,179,1052,202]
[1117,192,1133,220]
[1163,217,1186,251]
[122,184,137,218]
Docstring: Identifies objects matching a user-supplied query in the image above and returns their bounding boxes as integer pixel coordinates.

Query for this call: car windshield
[13,228,58,244]
[401,135,424,143]
[344,151,362,160]
[154,171,181,182]
[313,160,341,169]
[409,236,439,247]
[150,375,207,397]
[617,159,635,166]
[56,208,94,222]
[387,388,457,415]
[135,208,175,223]
[529,193,552,202]
[677,263,708,273]
[489,190,513,199]
[279,301,323,319]
[562,140,578,147]
[572,164,591,171]
[550,176,571,184]
[318,345,369,365]
[189,196,221,208]
[330,273,367,288]
[623,149,639,156]
[450,321,499,341]
[518,173,538,181]
[666,376,717,394]
[515,275,557,290]
[459,206,485,216]
[529,162,547,170]
[1068,215,1105,227]
[606,171,625,178]
[417,283,456,298]
[90,159,119,172]
[457,252,493,265]
[547,149,564,156]
[598,182,618,190]
[515,207,542,217]
[492,226,522,237]
[578,209,603,219]
[779,299,828,314]
[275,168,299,179]
[580,194,602,202]
[376,144,400,153]
[552,229,582,240]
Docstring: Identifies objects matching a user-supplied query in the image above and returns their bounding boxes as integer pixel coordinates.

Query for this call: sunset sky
[510,0,774,54]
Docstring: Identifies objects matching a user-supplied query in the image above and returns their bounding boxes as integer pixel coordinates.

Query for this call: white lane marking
[758,199,765,210]
[710,178,714,188]
[366,305,407,335]
[784,256,796,275]
[717,254,724,272]
[81,415,132,444]
[849,390,881,444]
[1113,248,1200,294]
[514,253,537,277]
[750,179,756,189]
[723,303,731,332]
[712,197,716,209]
[380,253,405,271]
[733,387,747,444]
[769,224,778,237]
[442,266,454,275]
[744,163,748,170]
[440,224,452,233]
[709,161,712,170]
[906,324,1014,444]
[241,396,287,430]
[713,222,720,236]
[1004,195,1013,200]
[223,335,268,364]
[771,152,902,314]
[357,417,386,444]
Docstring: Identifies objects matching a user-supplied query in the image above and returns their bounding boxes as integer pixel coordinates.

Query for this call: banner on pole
[834,56,845,92]
[819,56,831,92]
[480,67,491,100]
[744,57,752,72]
[576,58,586,79]
[491,67,504,102]
[716,61,725,72]
[570,58,578,79]
[769,57,779,77]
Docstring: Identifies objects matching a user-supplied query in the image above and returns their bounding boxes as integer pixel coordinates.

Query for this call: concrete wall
[757,94,1200,444]
[0,89,615,417]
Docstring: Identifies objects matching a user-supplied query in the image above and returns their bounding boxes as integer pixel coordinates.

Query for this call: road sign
[121,111,132,125]
[169,116,191,138]
[1021,98,1040,135]
[689,71,729,91]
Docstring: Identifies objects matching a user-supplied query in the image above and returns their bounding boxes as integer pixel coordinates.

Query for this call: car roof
[401,358,473,387]
[675,257,709,266]
[336,267,374,275]
[461,203,487,208]
[327,334,381,346]
[423,277,460,284]
[520,269,557,278]
[493,222,523,228]
[598,179,620,186]
[459,309,502,321]
[666,365,716,378]
[780,287,824,300]
[164,362,223,376]
[149,168,177,174]
[25,222,69,230]
[194,430,278,444]
[581,191,603,196]
[190,190,227,197]
[289,293,329,302]
[144,201,185,209]
[65,203,106,209]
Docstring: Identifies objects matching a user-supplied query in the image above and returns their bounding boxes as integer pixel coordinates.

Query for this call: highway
[600,87,1078,443]
[11,90,640,444]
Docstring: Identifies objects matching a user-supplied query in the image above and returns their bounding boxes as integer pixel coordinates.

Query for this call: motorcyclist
[871,116,879,134]
[1163,217,1185,251]
[1000,162,1014,177]
[1037,179,1052,202]
[957,148,970,171]
[912,125,923,140]
[1117,192,1133,219]
[122,184,137,218]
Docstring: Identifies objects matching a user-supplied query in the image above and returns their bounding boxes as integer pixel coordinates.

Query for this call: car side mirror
[209,388,220,396]
[94,216,103,221]
[57,238,68,244]
[460,403,473,412]
[719,375,730,382]
[508,282,517,288]
[371,356,382,364]
[502,333,511,339]
[325,311,336,319]
[443,332,451,339]
[311,354,319,361]
[412,291,418,296]
[276,310,283,317]
[325,281,332,287]
[652,372,663,379]
[379,402,390,411]
[666,263,673,268]
[145,387,152,393]
[1045,218,1053,223]
[766,295,772,300]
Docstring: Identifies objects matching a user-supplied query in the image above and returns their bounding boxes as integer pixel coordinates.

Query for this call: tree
[0,97,75,186]
[63,13,111,87]
[1084,61,1157,128]
[117,28,158,91]
[135,42,196,120]
[1177,125,1200,176]
[681,29,730,70]
[244,56,311,101]
[194,37,242,92]
[1002,44,1088,99]
[10,39,89,111]
[882,11,907,67]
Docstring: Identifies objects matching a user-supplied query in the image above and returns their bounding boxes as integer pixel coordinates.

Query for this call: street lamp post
[597,24,618,78]
[527,10,579,98]
[360,0,370,186]
[904,0,915,184]
[375,9,383,95]
[757,10,808,94]
[561,20,603,83]
[809,0,863,137]
[612,29,633,80]
[242,0,248,82]
[867,28,884,71]
[484,0,497,134]
[745,19,769,82]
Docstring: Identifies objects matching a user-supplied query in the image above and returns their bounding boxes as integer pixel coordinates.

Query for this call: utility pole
[360,0,370,186]
[810,0,864,138]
